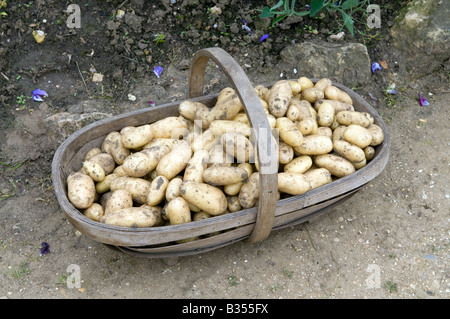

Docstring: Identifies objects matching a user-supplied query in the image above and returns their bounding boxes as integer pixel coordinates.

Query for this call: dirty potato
[180,180,228,216]
[67,172,96,209]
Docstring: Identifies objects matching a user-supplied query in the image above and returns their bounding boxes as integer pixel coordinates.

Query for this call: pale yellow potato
[208,144,234,167]
[301,87,325,103]
[255,85,269,102]
[286,100,301,121]
[361,112,375,125]
[364,146,375,161]
[150,116,189,139]
[324,86,353,105]
[165,176,183,202]
[221,132,254,163]
[289,80,302,95]
[166,197,191,225]
[203,166,249,186]
[278,141,294,164]
[336,111,371,127]
[317,100,335,127]
[96,173,120,194]
[184,149,209,183]
[156,141,192,180]
[304,168,333,189]
[297,117,317,136]
[277,172,311,195]
[180,180,228,216]
[344,124,373,148]
[82,160,105,182]
[67,172,96,209]
[333,140,366,163]
[232,112,249,124]
[367,123,385,146]
[178,100,209,122]
[316,126,333,138]
[298,77,314,90]
[284,155,313,174]
[101,131,130,165]
[110,176,151,204]
[191,127,221,152]
[146,175,169,206]
[105,189,133,215]
[276,117,304,147]
[122,145,170,178]
[143,138,180,151]
[315,99,354,113]
[209,120,251,137]
[84,147,102,161]
[314,78,332,92]
[87,153,116,175]
[227,195,242,212]
[120,124,153,149]
[83,203,104,222]
[266,114,277,129]
[238,172,259,209]
[223,163,253,196]
[332,125,347,142]
[100,205,161,228]
[291,99,314,120]
[352,158,367,170]
[268,80,293,118]
[314,154,356,178]
[113,165,127,177]
[293,135,333,155]
[193,211,213,221]
[202,88,243,129]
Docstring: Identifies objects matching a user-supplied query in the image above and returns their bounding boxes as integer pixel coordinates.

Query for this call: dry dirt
[0,0,448,301]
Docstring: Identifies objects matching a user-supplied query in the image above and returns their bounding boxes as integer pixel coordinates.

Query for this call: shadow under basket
[51,48,390,259]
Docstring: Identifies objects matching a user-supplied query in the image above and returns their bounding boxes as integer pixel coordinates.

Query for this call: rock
[124,12,144,33]
[390,0,450,80]
[280,41,371,87]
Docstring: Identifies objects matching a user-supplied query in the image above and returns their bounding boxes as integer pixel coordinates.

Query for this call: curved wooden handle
[188,47,278,243]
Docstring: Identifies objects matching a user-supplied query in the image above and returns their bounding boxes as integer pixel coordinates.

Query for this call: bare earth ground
[0,1,448,301]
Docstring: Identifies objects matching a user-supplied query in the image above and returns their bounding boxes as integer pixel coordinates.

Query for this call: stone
[280,41,371,87]
[390,0,450,80]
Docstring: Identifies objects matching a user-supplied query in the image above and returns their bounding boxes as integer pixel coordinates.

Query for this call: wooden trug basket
[52,48,390,259]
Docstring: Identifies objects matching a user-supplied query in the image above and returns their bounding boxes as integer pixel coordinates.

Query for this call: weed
[11,262,31,279]
[227,275,239,286]
[384,280,398,293]
[153,33,165,45]
[282,267,293,278]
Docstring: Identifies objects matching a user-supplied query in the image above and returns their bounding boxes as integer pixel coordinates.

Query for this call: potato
[277,172,311,195]
[344,124,373,149]
[184,149,209,183]
[113,165,127,177]
[333,140,366,163]
[199,88,243,129]
[227,195,242,213]
[165,176,183,202]
[221,132,254,163]
[209,120,251,137]
[293,99,314,120]
[268,80,293,118]
[332,125,347,142]
[101,131,130,165]
[87,153,116,175]
[105,189,133,215]
[84,147,102,161]
[100,205,161,228]
[203,166,249,186]
[324,86,353,105]
[156,141,192,180]
[96,173,120,194]
[83,203,104,222]
[255,85,269,102]
[315,99,354,113]
[67,172,96,209]
[314,154,356,178]
[180,180,228,216]
[150,116,189,139]
[223,163,253,196]
[297,117,317,136]
[298,77,314,90]
[191,127,221,152]
[82,160,105,182]
[238,172,259,209]
[193,211,213,221]
[367,124,384,146]
[166,197,191,225]
[120,124,153,149]
[276,117,304,147]
[178,100,209,122]
[303,168,333,189]
[336,111,371,127]
[278,141,294,164]
[289,80,302,96]
[361,112,375,125]
[302,87,325,103]
[284,155,312,174]
[143,138,180,151]
[364,146,375,161]
[122,145,170,178]
[146,175,169,206]
[314,78,332,92]
[294,135,333,155]
[110,176,151,204]
[317,100,335,127]
[208,144,234,167]
[316,127,333,138]
[286,101,301,121]
[352,158,367,170]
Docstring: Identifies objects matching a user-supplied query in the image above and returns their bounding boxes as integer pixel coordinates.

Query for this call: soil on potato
[0,0,448,300]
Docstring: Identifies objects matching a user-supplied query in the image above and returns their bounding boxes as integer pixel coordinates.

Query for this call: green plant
[11,262,31,279]
[260,0,369,36]
[153,33,165,44]
[384,280,398,293]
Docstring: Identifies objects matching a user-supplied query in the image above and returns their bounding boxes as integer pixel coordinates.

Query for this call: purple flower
[40,242,50,256]
[148,100,156,107]
[306,5,310,11]
[371,62,382,73]
[260,34,269,42]
[32,89,48,102]
[154,66,163,78]
[385,89,397,95]
[418,94,429,106]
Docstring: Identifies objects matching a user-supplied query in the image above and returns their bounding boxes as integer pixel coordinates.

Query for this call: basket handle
[188,47,278,243]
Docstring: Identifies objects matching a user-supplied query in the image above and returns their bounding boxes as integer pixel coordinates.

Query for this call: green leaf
[271,0,285,11]
[341,0,360,11]
[309,0,325,17]
[340,10,354,36]
[271,14,288,26]
[260,6,275,18]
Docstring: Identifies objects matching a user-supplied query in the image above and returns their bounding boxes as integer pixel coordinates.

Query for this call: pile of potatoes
[66,77,384,239]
